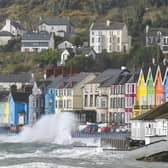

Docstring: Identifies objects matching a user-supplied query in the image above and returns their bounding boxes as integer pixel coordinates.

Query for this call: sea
[0,113,167,168]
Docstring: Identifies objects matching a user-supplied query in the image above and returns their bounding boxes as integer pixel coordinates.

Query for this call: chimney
[6,19,11,26]
[106,20,111,26]
[121,66,127,70]
[146,25,149,34]
[152,57,156,65]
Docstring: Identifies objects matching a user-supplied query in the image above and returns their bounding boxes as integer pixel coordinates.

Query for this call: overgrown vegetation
[0,0,167,75]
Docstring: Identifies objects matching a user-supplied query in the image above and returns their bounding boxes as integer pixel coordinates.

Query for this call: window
[67,89,72,96]
[84,95,88,107]
[90,95,93,106]
[55,90,58,96]
[111,85,115,94]
[67,100,72,108]
[55,100,57,108]
[101,98,107,108]
[92,31,94,35]
[109,112,113,122]
[59,90,63,96]
[101,113,106,122]
[117,37,120,43]
[92,37,94,43]
[63,89,66,96]
[117,45,120,51]
[110,37,112,43]
[59,100,63,108]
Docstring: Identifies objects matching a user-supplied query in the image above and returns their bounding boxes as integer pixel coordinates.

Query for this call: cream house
[55,72,96,113]
[90,20,131,53]
[39,17,73,38]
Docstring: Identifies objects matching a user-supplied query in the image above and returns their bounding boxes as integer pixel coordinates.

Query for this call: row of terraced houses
[0,64,168,129]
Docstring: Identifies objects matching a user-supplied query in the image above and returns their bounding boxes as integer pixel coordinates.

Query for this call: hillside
[0,0,167,77]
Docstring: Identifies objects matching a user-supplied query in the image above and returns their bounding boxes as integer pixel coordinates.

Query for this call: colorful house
[45,88,55,114]
[154,65,165,106]
[163,67,168,102]
[8,92,30,127]
[146,66,156,106]
[135,67,147,116]
[125,73,139,119]
[45,75,70,114]
[0,92,9,126]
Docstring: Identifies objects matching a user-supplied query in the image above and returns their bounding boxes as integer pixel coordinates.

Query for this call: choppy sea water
[0,142,167,168]
[0,113,167,168]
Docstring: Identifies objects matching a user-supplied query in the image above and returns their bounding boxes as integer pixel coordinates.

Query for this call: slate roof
[91,22,125,30]
[11,21,25,30]
[11,92,31,103]
[0,73,32,83]
[22,32,51,41]
[101,69,130,87]
[64,72,91,88]
[126,72,139,83]
[0,31,14,37]
[133,102,168,120]
[48,75,70,89]
[39,18,71,26]
[148,28,168,36]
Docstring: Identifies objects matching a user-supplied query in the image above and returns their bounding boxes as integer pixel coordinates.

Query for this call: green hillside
[0,0,167,76]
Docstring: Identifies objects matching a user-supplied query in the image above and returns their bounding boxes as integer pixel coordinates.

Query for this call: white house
[57,41,73,49]
[38,17,73,38]
[146,25,168,54]
[21,32,55,52]
[0,31,14,46]
[131,102,168,145]
[1,19,26,36]
[90,20,131,53]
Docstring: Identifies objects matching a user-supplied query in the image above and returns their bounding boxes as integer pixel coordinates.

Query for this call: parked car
[84,124,98,133]
[100,126,111,133]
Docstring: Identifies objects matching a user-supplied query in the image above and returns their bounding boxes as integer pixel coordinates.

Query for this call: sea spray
[0,112,77,144]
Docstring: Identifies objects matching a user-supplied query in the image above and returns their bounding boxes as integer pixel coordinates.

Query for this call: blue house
[163,67,168,102]
[45,88,55,114]
[8,92,30,126]
[45,75,70,114]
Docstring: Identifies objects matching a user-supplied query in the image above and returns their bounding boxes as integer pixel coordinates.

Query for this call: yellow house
[133,68,147,117]
[4,102,9,124]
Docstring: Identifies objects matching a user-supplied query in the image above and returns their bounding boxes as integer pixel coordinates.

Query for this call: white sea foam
[0,113,77,144]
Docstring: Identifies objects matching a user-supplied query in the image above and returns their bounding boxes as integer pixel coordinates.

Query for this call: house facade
[21,32,55,52]
[125,73,138,121]
[56,73,96,113]
[131,102,168,145]
[0,73,33,91]
[29,82,44,125]
[90,20,131,53]
[0,31,14,46]
[39,18,73,38]
[146,25,168,54]
[0,92,9,126]
[8,92,30,127]
[1,19,26,36]
[154,66,165,106]
[57,41,73,49]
